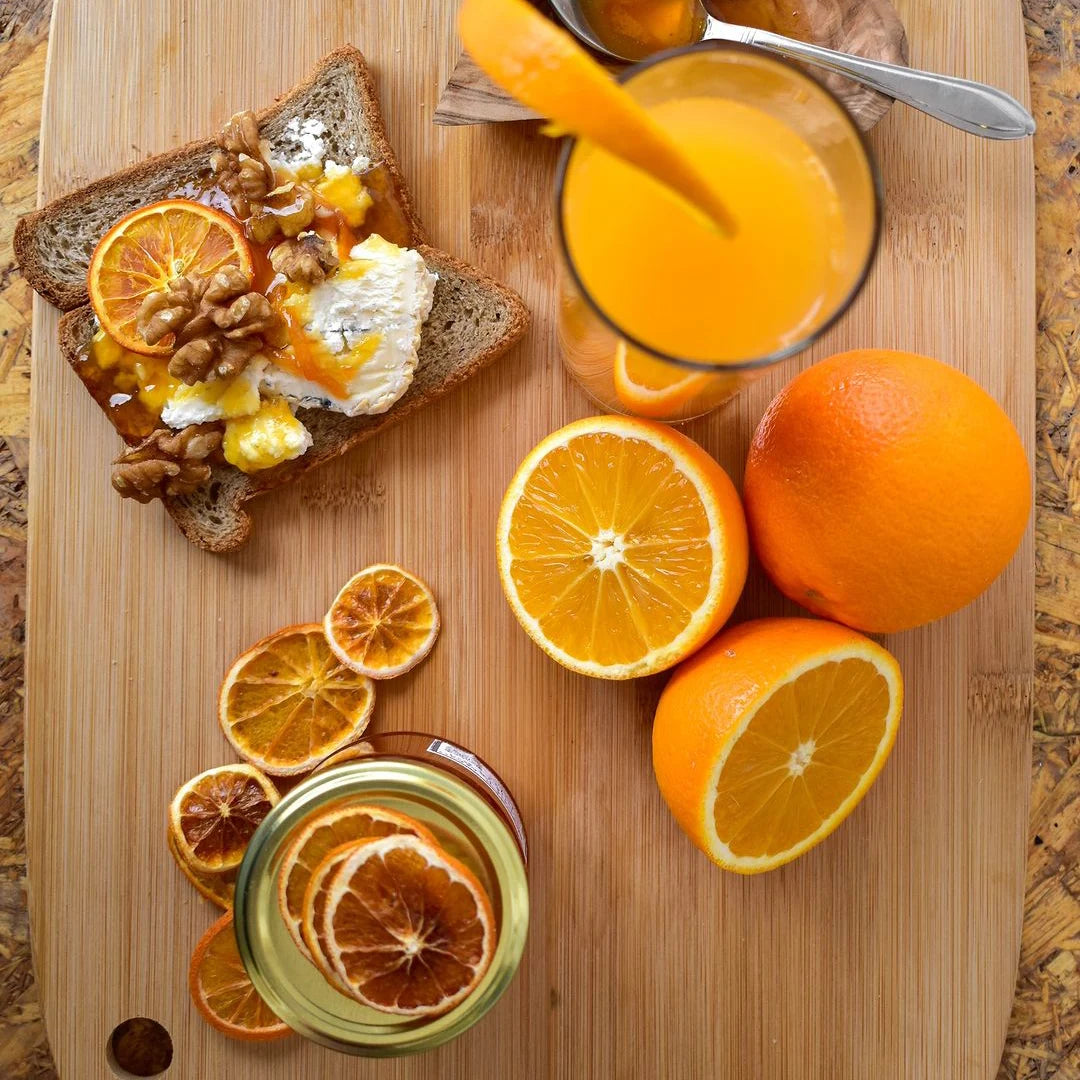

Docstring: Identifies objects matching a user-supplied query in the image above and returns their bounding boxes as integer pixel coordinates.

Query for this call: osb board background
[0,0,1073,1076]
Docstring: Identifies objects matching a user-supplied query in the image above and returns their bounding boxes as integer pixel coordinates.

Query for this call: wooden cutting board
[26,0,1034,1077]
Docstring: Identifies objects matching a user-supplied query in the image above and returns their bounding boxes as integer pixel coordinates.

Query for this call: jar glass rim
[553,40,884,374]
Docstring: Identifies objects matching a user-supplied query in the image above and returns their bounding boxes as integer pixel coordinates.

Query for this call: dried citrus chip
[299,841,368,995]
[89,199,254,355]
[168,828,236,910]
[321,833,496,1016]
[189,911,290,1041]
[219,624,375,775]
[324,566,440,679]
[170,764,279,874]
[277,804,435,963]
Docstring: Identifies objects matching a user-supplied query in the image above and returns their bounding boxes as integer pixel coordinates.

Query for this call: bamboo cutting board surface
[26,0,1034,1077]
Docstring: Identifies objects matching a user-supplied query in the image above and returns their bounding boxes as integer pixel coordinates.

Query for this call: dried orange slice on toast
[219,624,375,775]
[320,833,496,1016]
[324,566,440,679]
[89,199,253,356]
[277,803,435,962]
[168,828,236,910]
[170,764,279,874]
[189,911,291,1041]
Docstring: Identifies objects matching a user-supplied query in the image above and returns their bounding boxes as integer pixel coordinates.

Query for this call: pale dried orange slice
[612,340,712,419]
[311,742,376,773]
[168,828,236,910]
[653,618,903,873]
[496,415,748,679]
[170,764,279,874]
[89,199,254,356]
[219,624,375,776]
[189,911,291,1041]
[321,833,496,1017]
[278,803,435,962]
[299,841,367,994]
[324,566,440,679]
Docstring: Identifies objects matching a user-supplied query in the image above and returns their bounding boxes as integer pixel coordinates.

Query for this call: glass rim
[553,39,884,374]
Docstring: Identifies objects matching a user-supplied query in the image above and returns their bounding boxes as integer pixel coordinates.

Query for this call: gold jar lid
[234,757,529,1055]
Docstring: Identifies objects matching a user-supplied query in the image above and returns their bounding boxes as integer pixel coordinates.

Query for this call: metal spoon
[548,0,1035,140]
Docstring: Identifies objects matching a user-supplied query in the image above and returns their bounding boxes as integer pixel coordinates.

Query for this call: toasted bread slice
[18,46,529,552]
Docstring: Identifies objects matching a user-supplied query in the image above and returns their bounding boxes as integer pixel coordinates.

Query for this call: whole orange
[743,350,1031,633]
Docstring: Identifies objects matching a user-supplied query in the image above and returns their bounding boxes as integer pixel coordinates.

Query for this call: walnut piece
[137,275,204,346]
[248,183,316,244]
[269,232,339,284]
[210,111,275,219]
[111,425,223,503]
[135,267,287,385]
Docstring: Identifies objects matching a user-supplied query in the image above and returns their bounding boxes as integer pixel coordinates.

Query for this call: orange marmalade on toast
[80,113,437,501]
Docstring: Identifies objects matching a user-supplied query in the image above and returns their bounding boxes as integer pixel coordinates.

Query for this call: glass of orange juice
[556,42,881,422]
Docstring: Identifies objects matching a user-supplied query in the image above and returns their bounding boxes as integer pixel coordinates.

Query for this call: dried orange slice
[168,828,236,910]
[311,742,376,773]
[612,340,712,419]
[89,199,254,356]
[219,624,376,775]
[324,566,440,679]
[189,911,291,1041]
[321,833,496,1016]
[277,804,435,962]
[299,841,368,994]
[170,764,279,874]
[653,618,903,873]
[496,415,748,679]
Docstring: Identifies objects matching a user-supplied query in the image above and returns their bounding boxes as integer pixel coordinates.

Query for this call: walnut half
[135,267,287,385]
[210,110,275,219]
[111,425,223,503]
[269,233,339,285]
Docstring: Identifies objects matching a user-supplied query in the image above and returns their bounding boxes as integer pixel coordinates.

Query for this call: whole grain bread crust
[29,46,530,553]
[15,45,426,309]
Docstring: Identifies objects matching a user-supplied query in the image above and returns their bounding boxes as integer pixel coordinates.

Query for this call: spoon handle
[704,22,1035,140]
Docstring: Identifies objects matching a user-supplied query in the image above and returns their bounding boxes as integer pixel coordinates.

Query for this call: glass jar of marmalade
[233,731,529,1056]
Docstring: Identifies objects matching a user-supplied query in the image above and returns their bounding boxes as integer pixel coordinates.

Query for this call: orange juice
[561,95,850,363]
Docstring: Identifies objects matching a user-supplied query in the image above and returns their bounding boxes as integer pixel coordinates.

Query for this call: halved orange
[652,618,904,873]
[277,804,435,962]
[612,340,712,420]
[299,841,368,994]
[321,833,496,1016]
[168,828,236,910]
[324,566,441,679]
[88,199,254,356]
[219,624,376,775]
[496,415,748,679]
[189,911,291,1041]
[170,764,279,874]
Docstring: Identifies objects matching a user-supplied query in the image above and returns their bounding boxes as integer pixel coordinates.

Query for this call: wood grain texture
[434,0,908,128]
[21,1,1033,1078]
